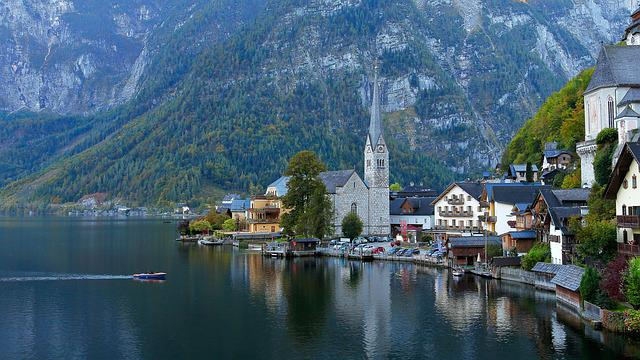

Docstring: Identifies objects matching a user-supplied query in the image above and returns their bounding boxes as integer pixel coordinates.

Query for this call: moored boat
[248,244,263,251]
[133,272,167,280]
[452,268,464,277]
[198,239,224,246]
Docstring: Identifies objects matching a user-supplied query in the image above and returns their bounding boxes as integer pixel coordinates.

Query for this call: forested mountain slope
[0,0,634,209]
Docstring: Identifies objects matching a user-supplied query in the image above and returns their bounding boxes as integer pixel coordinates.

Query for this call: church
[264,71,391,236]
[577,6,640,186]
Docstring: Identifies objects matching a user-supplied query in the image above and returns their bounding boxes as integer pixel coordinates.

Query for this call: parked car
[372,247,385,254]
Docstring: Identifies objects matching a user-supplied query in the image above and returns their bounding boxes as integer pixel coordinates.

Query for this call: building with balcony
[247,196,283,233]
[481,183,549,236]
[501,203,537,256]
[532,188,590,264]
[431,182,484,239]
[604,142,640,256]
[577,6,640,187]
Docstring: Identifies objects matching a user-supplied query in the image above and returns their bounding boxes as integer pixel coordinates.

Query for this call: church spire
[368,66,383,145]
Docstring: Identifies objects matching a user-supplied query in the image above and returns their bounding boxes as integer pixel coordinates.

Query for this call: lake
[0,217,638,359]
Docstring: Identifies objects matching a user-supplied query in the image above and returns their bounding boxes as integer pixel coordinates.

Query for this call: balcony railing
[617,215,640,229]
[247,218,280,224]
[618,243,640,256]
[447,198,465,205]
[439,210,473,218]
[434,225,482,231]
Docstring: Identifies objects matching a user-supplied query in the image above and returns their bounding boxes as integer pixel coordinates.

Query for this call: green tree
[205,212,230,230]
[625,258,640,309]
[222,218,238,232]
[390,183,402,191]
[189,219,212,233]
[521,242,551,271]
[342,212,363,240]
[576,220,617,264]
[280,151,332,237]
[525,162,534,182]
[585,184,616,222]
[580,267,601,304]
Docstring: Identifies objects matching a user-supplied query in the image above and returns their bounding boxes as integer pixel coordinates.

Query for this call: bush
[222,218,238,232]
[602,255,629,302]
[625,258,640,309]
[576,220,618,264]
[595,128,618,145]
[189,219,212,233]
[581,267,601,304]
[625,310,640,333]
[594,142,616,186]
[521,242,551,271]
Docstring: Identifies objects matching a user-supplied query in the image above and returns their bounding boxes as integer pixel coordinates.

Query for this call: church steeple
[368,68,383,145]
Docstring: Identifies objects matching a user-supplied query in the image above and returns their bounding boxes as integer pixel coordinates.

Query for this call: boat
[248,244,263,251]
[133,272,167,280]
[452,267,464,277]
[198,238,224,246]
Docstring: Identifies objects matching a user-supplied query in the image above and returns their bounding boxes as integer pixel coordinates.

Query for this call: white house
[533,189,589,265]
[482,183,548,236]
[432,182,484,238]
[577,7,640,187]
[390,196,436,241]
[604,142,640,255]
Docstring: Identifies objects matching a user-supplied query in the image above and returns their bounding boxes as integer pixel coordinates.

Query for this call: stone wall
[332,172,370,236]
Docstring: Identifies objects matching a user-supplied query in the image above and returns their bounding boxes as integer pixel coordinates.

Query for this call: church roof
[368,71,383,145]
[615,105,640,119]
[619,88,640,107]
[585,46,640,94]
[319,170,357,193]
[268,170,359,197]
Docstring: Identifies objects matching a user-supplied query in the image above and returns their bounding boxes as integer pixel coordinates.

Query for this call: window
[353,181,356,188]
[624,179,629,189]
[367,160,371,167]
[634,175,637,189]
[623,205,627,216]
[608,97,615,128]
[467,195,471,201]
[351,203,357,214]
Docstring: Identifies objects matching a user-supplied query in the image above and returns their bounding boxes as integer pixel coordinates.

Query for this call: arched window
[623,205,627,216]
[608,97,615,128]
[633,175,637,189]
[351,203,357,214]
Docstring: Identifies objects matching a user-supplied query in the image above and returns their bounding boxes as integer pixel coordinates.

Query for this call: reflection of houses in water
[244,254,287,315]
[332,260,392,358]
[433,275,484,332]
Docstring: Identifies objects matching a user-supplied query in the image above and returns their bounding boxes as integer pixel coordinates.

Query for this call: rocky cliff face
[0,0,164,113]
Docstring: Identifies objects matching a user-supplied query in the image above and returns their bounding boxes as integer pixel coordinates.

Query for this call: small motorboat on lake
[133,272,167,280]
[198,238,224,246]
[248,244,263,251]
[452,268,464,277]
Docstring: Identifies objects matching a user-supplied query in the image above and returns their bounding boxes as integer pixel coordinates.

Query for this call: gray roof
[615,105,640,120]
[492,256,521,267]
[506,230,537,239]
[509,164,539,173]
[585,46,640,94]
[531,262,563,275]
[319,170,357,193]
[544,149,572,158]
[551,189,590,204]
[230,199,251,212]
[490,184,548,205]
[368,72,383,145]
[456,182,484,200]
[268,170,358,196]
[449,236,501,248]
[551,265,585,292]
[390,197,436,216]
[619,88,640,107]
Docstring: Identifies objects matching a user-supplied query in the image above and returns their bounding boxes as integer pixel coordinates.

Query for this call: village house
[577,7,640,187]
[507,164,539,182]
[481,183,548,237]
[604,142,640,257]
[541,142,573,172]
[247,195,283,234]
[230,198,251,231]
[389,195,436,242]
[431,182,484,239]
[532,188,590,265]
[501,203,537,256]
[448,236,501,266]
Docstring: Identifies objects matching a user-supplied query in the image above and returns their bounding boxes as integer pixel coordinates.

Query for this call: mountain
[0,0,635,210]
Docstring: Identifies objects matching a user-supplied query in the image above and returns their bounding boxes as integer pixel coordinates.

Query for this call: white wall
[433,184,483,235]
[494,202,516,235]
[390,214,434,230]
[549,223,564,264]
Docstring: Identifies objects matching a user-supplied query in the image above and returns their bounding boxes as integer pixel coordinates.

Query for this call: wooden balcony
[617,215,640,229]
[618,243,640,256]
[439,210,473,218]
[447,198,465,205]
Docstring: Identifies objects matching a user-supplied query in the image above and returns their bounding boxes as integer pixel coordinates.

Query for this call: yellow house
[247,195,283,233]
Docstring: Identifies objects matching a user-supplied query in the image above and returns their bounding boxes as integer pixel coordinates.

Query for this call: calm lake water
[1,217,639,359]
